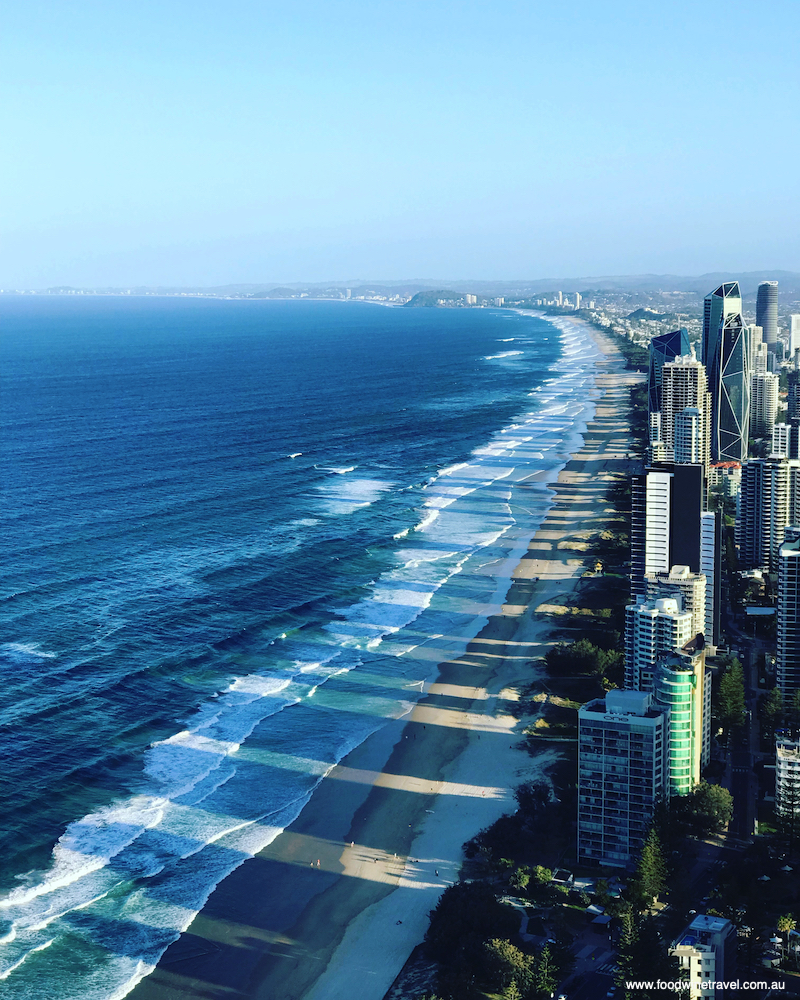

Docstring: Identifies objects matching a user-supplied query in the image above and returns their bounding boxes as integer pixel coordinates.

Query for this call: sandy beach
[129,320,640,1000]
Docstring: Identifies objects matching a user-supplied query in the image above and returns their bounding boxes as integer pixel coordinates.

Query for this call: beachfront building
[660,353,711,469]
[756,280,779,351]
[631,464,706,599]
[653,647,710,793]
[648,328,691,418]
[777,527,800,695]
[750,371,779,438]
[624,597,694,692]
[644,565,706,642]
[577,690,668,868]
[669,914,737,999]
[738,458,800,572]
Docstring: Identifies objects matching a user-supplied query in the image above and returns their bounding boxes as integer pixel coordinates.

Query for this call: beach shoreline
[128,318,640,1000]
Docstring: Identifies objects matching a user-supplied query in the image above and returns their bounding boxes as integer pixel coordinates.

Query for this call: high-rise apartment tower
[756,280,779,349]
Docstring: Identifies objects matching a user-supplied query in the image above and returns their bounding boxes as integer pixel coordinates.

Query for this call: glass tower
[716,313,750,462]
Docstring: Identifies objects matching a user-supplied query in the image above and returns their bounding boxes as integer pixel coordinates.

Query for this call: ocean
[0,296,600,998]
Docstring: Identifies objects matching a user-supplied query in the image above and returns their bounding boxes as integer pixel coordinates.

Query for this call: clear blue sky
[2,0,799,287]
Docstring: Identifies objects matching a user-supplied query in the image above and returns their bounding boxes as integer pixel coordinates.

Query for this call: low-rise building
[669,914,737,998]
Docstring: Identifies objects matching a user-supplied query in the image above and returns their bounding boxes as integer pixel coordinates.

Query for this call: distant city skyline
[2,0,799,287]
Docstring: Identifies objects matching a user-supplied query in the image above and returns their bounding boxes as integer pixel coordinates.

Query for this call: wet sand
[129,320,639,1000]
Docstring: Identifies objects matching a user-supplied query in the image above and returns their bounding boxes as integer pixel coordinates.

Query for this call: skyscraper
[750,371,780,438]
[756,280,779,350]
[702,283,744,463]
[624,596,694,691]
[644,565,707,641]
[789,315,800,359]
[648,328,691,417]
[700,511,722,644]
[703,282,741,369]
[631,464,706,598]
[777,526,800,695]
[660,352,711,469]
[738,458,800,572]
[716,313,750,462]
[577,690,668,867]
[653,647,709,796]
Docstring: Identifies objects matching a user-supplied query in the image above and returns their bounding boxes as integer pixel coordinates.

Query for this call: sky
[2,0,799,288]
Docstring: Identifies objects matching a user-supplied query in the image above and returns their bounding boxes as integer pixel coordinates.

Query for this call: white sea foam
[315,477,395,516]
[287,452,302,458]
[1,643,57,660]
[483,350,524,360]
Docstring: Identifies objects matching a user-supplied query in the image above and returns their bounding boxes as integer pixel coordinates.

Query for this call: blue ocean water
[0,296,600,997]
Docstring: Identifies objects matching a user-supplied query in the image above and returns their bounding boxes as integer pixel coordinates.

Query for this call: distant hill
[404,290,465,307]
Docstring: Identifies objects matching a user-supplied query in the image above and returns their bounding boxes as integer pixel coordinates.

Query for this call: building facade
[660,353,711,469]
[653,648,709,796]
[756,280,779,349]
[625,597,694,692]
[631,464,706,598]
[577,690,668,868]
[715,313,750,462]
[670,914,737,999]
[750,371,779,438]
[777,527,800,695]
[644,565,707,642]
[738,458,800,572]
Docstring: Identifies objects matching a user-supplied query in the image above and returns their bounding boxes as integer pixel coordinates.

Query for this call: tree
[483,939,533,995]
[717,661,746,739]
[531,944,558,999]
[788,690,800,731]
[514,780,551,825]
[631,827,667,909]
[425,881,518,966]
[509,866,530,893]
[759,687,784,747]
[777,914,797,934]
[678,781,733,836]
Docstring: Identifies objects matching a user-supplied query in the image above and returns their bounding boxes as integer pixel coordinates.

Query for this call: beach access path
[129,321,642,1000]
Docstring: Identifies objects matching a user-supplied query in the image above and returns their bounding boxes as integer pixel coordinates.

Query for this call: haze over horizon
[3,0,799,289]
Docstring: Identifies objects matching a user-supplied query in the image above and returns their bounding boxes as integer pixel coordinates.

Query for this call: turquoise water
[0,297,599,997]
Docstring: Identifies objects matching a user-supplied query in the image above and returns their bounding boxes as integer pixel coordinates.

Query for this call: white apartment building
[577,690,668,868]
[790,315,800,359]
[670,914,737,999]
[773,422,794,458]
[776,733,800,816]
[660,354,711,468]
[644,565,706,641]
[750,371,780,438]
[624,597,694,691]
